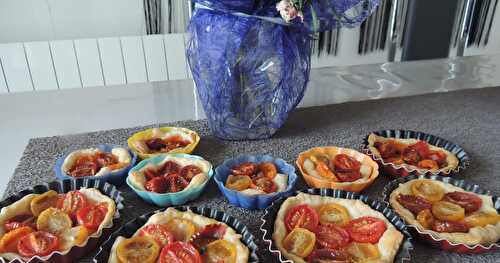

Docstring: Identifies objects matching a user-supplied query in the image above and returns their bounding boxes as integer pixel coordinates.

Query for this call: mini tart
[296,147,379,192]
[107,207,249,263]
[273,193,404,263]
[62,147,132,177]
[0,188,116,262]
[128,127,200,159]
[367,133,459,175]
[389,179,500,246]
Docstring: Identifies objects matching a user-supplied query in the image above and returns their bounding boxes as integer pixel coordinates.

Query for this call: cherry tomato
[431,220,469,233]
[231,162,257,176]
[139,224,175,247]
[203,240,237,263]
[3,214,36,232]
[94,152,118,167]
[318,203,351,227]
[145,138,168,152]
[282,227,316,258]
[68,155,99,177]
[252,176,277,193]
[56,191,88,220]
[189,224,226,251]
[443,191,483,214]
[402,147,421,165]
[163,136,191,151]
[425,150,448,167]
[36,207,72,235]
[432,201,465,221]
[0,226,33,253]
[417,160,439,170]
[464,212,500,227]
[397,194,432,215]
[117,236,160,263]
[374,140,402,159]
[384,156,405,165]
[346,216,387,244]
[159,241,202,263]
[17,231,59,257]
[144,168,160,181]
[145,176,169,193]
[306,248,350,263]
[165,218,196,242]
[285,204,319,232]
[164,173,189,192]
[161,161,181,175]
[258,162,278,179]
[335,171,362,182]
[412,141,430,156]
[315,224,350,249]
[315,161,338,181]
[411,180,445,203]
[225,175,252,191]
[59,225,89,251]
[346,242,381,262]
[333,154,361,172]
[30,190,59,217]
[416,209,435,229]
[180,165,202,181]
[76,203,108,233]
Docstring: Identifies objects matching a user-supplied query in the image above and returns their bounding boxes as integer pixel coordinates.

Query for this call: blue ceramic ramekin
[55,144,137,186]
[214,155,297,209]
[126,153,213,207]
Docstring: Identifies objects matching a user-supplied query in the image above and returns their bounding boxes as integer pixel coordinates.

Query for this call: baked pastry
[367,133,459,175]
[389,178,500,246]
[130,127,198,156]
[0,188,115,261]
[273,193,404,263]
[129,155,211,194]
[107,207,249,263]
[225,162,288,195]
[62,147,131,177]
[296,147,379,192]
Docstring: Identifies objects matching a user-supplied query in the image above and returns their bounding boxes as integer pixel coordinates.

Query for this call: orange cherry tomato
[159,241,202,263]
[315,161,338,181]
[411,180,445,203]
[417,160,439,170]
[431,220,469,233]
[346,216,387,244]
[0,226,33,253]
[306,249,350,263]
[180,165,202,181]
[416,209,435,229]
[258,162,278,179]
[30,190,59,217]
[3,215,36,232]
[464,212,500,228]
[333,154,361,172]
[285,204,319,232]
[426,150,448,167]
[139,224,175,247]
[315,224,350,249]
[432,201,465,221]
[282,228,316,258]
[397,194,432,215]
[56,191,88,220]
[231,162,257,176]
[346,242,381,262]
[252,176,277,193]
[225,175,252,191]
[76,203,108,233]
[17,231,59,257]
[203,240,237,263]
[443,191,483,214]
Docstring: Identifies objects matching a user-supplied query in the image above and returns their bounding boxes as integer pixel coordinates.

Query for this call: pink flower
[276,0,304,23]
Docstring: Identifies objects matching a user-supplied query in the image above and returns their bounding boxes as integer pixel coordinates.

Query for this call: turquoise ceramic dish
[127,153,213,207]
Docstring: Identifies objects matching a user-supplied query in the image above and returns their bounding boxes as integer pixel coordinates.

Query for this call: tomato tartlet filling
[374,140,449,170]
[141,161,203,193]
[225,162,288,194]
[303,153,372,183]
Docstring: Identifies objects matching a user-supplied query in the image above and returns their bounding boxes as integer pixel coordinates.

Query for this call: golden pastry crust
[296,147,379,192]
[0,188,116,262]
[108,208,249,263]
[389,179,500,246]
[273,193,404,263]
[367,133,459,174]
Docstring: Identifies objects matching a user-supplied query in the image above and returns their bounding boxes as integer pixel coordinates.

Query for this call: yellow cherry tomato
[59,225,90,251]
[165,218,196,242]
[203,240,237,263]
[411,180,445,203]
[0,226,33,253]
[432,201,465,221]
[282,227,316,258]
[346,242,381,263]
[30,190,59,217]
[116,236,160,263]
[318,203,351,227]
[36,207,72,235]
[416,209,435,229]
[465,212,500,227]
[225,175,252,191]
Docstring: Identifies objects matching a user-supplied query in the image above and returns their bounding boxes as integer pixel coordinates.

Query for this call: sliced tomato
[258,162,278,179]
[315,161,338,181]
[426,150,448,167]
[30,190,59,217]
[3,214,36,232]
[139,224,175,247]
[431,201,465,221]
[374,140,402,159]
[225,175,252,191]
[306,248,350,263]
[464,212,500,227]
[285,204,319,232]
[76,203,108,233]
[59,225,89,251]
[411,180,445,203]
[145,138,168,152]
[431,220,469,233]
[117,236,160,263]
[416,209,435,229]
[443,191,482,214]
[159,241,202,263]
[56,191,88,220]
[318,203,351,227]
[397,194,432,215]
[180,165,202,181]
[164,173,189,192]
[68,155,99,177]
[335,170,361,182]
[189,224,226,251]
[315,224,350,249]
[252,176,277,193]
[283,227,316,258]
[144,168,160,181]
[346,242,381,262]
[0,226,33,253]
[161,160,181,175]
[402,147,421,165]
[346,216,386,244]
[165,218,196,242]
[417,160,439,170]
[231,162,257,176]
[203,240,237,263]
[333,154,361,172]
[145,176,169,193]
[17,231,59,257]
[94,152,118,167]
[36,207,72,235]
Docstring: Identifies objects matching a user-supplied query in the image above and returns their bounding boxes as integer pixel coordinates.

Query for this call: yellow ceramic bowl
[296,146,379,192]
[127,127,200,159]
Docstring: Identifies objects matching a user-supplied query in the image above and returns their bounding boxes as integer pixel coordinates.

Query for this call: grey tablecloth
[5,87,500,262]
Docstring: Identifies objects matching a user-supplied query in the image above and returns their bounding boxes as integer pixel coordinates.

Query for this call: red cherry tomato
[17,231,59,257]
[315,224,350,249]
[346,216,387,244]
[335,171,362,182]
[76,203,108,233]
[180,165,202,181]
[306,248,350,263]
[397,194,432,215]
[159,241,202,263]
[431,220,469,233]
[285,204,319,232]
[443,191,483,214]
[4,215,36,232]
[231,162,258,176]
[143,168,160,181]
[374,141,401,159]
[145,176,169,193]
[189,224,226,251]
[164,174,189,193]
[145,138,167,151]
[412,141,430,156]
[94,152,118,167]
[139,224,175,247]
[56,191,88,220]
[333,154,361,172]
[160,161,181,175]
[402,147,421,165]
[252,177,277,193]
